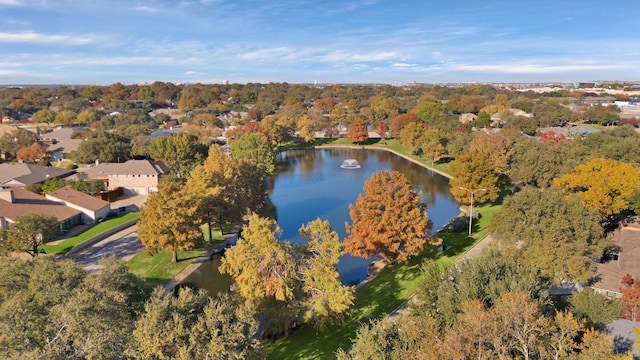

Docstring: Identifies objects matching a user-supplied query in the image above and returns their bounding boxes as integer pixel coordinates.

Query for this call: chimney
[0,189,14,203]
[95,159,100,166]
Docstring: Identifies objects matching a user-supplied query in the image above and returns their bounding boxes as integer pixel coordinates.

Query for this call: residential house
[591,219,640,298]
[45,186,111,224]
[39,126,85,160]
[582,96,616,105]
[75,159,167,195]
[0,163,76,188]
[0,187,82,232]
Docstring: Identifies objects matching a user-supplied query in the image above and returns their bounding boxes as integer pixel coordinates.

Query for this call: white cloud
[238,47,297,61]
[0,0,23,5]
[450,63,630,74]
[391,63,417,67]
[134,5,158,13]
[0,31,93,45]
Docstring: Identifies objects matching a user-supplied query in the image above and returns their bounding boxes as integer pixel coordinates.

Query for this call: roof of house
[46,186,110,212]
[75,159,168,179]
[0,187,81,222]
[39,127,84,154]
[0,163,76,186]
[592,220,640,295]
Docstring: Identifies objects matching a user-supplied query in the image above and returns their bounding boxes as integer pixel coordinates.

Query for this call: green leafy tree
[491,186,607,284]
[508,138,576,188]
[230,132,275,179]
[0,256,85,358]
[133,287,264,360]
[54,109,78,125]
[473,110,491,128]
[345,170,434,264]
[413,250,551,330]
[48,257,149,359]
[138,183,201,263]
[449,150,499,206]
[149,132,208,179]
[70,130,130,163]
[504,115,538,135]
[581,126,640,166]
[32,109,56,124]
[568,288,622,329]
[76,108,99,125]
[5,214,59,257]
[347,117,369,145]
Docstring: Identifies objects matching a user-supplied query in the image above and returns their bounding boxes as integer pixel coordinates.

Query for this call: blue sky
[1,0,639,85]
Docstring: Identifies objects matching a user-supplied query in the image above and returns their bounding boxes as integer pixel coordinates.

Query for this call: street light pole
[459,187,486,236]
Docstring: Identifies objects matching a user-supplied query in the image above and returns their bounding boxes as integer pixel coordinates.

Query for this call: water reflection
[185,148,461,292]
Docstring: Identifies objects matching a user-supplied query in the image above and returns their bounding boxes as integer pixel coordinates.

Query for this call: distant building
[582,96,616,105]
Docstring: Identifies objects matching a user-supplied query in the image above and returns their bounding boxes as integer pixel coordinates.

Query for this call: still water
[181,148,460,294]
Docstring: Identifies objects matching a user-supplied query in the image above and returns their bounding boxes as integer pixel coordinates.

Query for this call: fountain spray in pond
[340,159,361,169]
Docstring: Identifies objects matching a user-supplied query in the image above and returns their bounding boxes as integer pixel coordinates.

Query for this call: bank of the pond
[162,230,238,292]
[315,142,453,179]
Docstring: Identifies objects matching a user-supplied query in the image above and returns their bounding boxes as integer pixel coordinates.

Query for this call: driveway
[65,224,143,273]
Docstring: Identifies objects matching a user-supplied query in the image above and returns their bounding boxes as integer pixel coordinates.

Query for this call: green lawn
[127,227,226,287]
[126,248,206,287]
[266,205,500,359]
[41,212,140,255]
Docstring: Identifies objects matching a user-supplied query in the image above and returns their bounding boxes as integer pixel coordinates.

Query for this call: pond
[181,148,461,295]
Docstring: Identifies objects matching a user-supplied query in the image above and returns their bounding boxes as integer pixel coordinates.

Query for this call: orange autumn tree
[344,170,434,264]
[347,117,369,145]
[620,274,640,322]
[16,142,48,163]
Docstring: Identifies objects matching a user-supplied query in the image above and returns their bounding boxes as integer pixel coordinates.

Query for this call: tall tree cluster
[0,256,263,359]
[220,216,354,337]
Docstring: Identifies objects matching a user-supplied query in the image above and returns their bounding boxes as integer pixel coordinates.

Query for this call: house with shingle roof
[0,163,76,188]
[0,187,82,232]
[75,159,167,195]
[591,219,640,298]
[45,186,111,224]
[39,126,85,160]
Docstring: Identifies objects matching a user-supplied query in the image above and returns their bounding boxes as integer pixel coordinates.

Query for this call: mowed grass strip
[41,212,140,255]
[127,227,225,287]
[127,248,205,287]
[266,204,499,360]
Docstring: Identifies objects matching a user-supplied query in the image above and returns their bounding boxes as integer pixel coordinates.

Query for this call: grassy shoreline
[267,204,498,359]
